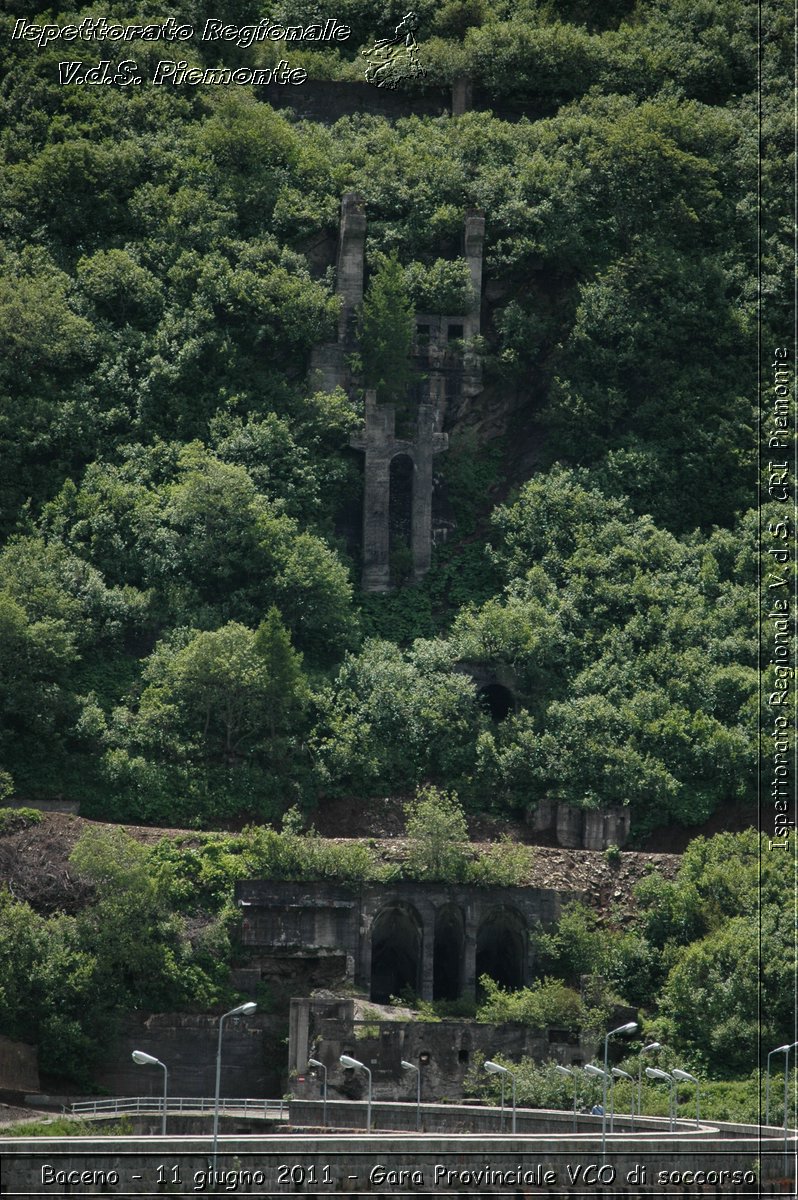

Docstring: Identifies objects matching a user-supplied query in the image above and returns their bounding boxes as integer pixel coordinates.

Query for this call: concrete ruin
[310,194,485,591]
[288,996,590,1105]
[529,800,631,851]
[235,880,564,1005]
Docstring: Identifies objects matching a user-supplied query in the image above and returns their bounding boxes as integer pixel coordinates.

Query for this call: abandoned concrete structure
[310,194,485,591]
[288,996,591,1104]
[235,880,564,1004]
[529,800,631,851]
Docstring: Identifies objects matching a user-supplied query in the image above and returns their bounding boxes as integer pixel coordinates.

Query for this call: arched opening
[478,683,515,722]
[433,905,465,1000]
[370,904,422,1003]
[389,453,414,585]
[475,907,526,992]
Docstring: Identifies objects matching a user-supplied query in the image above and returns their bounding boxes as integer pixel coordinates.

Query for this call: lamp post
[340,1054,372,1133]
[601,1022,637,1164]
[485,1061,517,1133]
[308,1058,328,1128]
[610,1068,633,1132]
[646,1067,675,1131]
[783,1042,798,1175]
[131,1051,168,1136]
[584,1063,609,1119]
[672,1068,700,1128]
[636,1042,661,1126]
[212,1001,257,1175]
[401,1060,421,1131]
[554,1064,578,1133]
[766,1044,790,1127]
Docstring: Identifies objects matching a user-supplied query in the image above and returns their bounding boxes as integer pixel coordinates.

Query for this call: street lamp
[401,1060,421,1131]
[672,1068,700,1128]
[584,1063,610,1116]
[307,1058,328,1128]
[485,1061,517,1133]
[783,1042,798,1175]
[601,1022,637,1163]
[212,1001,257,1175]
[131,1051,168,1136]
[554,1064,577,1133]
[765,1042,796,1127]
[610,1068,633,1132]
[636,1042,661,1124]
[646,1067,675,1131]
[340,1054,372,1133]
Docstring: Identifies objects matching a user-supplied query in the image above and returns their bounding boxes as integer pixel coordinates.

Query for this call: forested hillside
[0,0,793,1109]
[0,0,787,838]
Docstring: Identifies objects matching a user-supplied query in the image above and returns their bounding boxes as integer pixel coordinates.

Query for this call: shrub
[467,836,535,886]
[477,975,584,1032]
[0,807,44,834]
[403,786,470,881]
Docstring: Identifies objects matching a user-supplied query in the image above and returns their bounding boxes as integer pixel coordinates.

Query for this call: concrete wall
[289,1099,690,1135]
[290,1006,591,1103]
[0,1035,39,1092]
[90,1013,286,1099]
[1,1130,782,1194]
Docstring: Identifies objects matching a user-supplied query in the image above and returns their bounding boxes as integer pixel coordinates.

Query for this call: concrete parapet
[1,1128,782,1194]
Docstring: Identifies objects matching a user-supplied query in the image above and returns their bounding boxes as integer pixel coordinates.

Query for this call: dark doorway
[475,908,526,991]
[434,905,465,1000]
[478,684,515,722]
[370,904,422,1002]
[389,453,414,583]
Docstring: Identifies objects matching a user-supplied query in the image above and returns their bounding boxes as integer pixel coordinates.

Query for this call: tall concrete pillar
[336,193,366,342]
[411,401,437,582]
[462,928,477,1000]
[451,75,473,116]
[463,210,485,341]
[288,999,311,1075]
[359,910,374,996]
[420,913,435,1003]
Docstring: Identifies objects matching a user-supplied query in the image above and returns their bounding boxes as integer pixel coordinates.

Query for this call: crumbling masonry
[311,194,485,591]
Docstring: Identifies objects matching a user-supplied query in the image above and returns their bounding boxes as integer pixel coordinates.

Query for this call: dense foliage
[0,0,788,1107]
[0,0,779,835]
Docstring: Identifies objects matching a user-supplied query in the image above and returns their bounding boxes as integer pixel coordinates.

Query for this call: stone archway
[475,907,526,992]
[370,903,423,1003]
[433,904,465,1001]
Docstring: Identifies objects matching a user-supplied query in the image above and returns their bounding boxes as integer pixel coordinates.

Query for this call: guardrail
[69,1097,285,1120]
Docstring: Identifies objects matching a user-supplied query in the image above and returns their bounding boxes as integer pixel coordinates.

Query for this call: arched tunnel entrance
[475,907,526,992]
[370,904,422,1003]
[478,683,515,722]
[433,904,465,1001]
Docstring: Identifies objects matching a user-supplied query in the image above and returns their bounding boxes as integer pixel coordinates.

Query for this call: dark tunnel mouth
[478,683,515,722]
[475,907,526,992]
[370,903,422,1003]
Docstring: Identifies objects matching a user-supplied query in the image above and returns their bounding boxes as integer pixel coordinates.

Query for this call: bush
[477,975,584,1032]
[0,807,44,834]
[467,836,535,886]
[403,786,470,881]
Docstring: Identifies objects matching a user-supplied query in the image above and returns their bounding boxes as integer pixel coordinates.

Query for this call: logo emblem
[363,11,426,89]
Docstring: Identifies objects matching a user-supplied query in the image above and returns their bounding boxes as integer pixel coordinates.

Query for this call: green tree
[357,253,416,405]
[254,606,310,740]
[404,785,470,881]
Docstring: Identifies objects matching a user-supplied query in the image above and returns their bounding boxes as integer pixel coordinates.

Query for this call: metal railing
[69,1097,285,1120]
